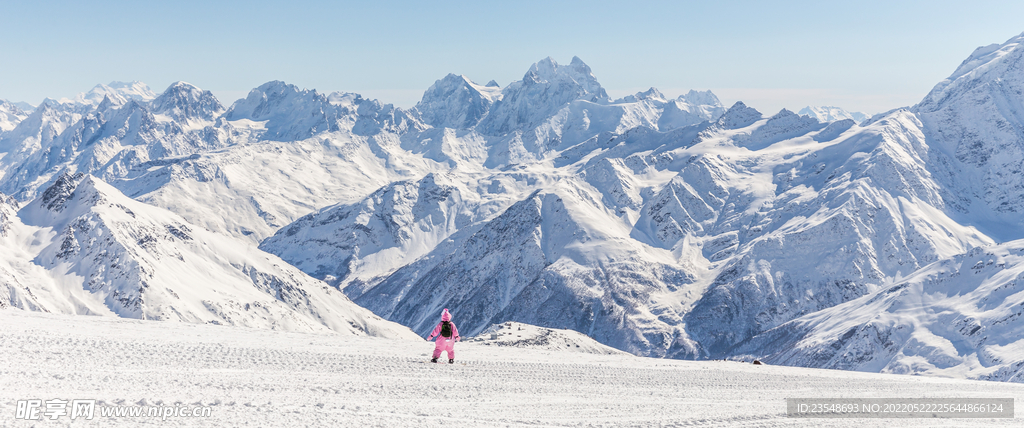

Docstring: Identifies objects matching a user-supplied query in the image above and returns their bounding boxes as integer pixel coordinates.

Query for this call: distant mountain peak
[633,87,667,102]
[680,90,722,107]
[476,56,609,135]
[918,32,1024,113]
[63,81,157,106]
[521,56,606,99]
[798,106,868,123]
[0,99,31,132]
[715,101,762,129]
[151,81,223,122]
[415,73,500,129]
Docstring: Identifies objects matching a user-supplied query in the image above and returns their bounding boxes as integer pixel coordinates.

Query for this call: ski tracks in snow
[1,310,1023,427]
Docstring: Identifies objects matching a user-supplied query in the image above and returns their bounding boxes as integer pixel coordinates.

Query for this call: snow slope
[733,239,1024,382]
[2,309,1021,427]
[915,31,1024,240]
[469,321,628,355]
[0,100,29,134]
[0,192,64,313]
[3,173,417,339]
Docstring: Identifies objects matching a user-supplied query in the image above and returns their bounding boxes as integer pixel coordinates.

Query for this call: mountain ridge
[3,41,1024,384]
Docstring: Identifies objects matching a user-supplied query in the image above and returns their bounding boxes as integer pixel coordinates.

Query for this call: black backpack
[440,321,453,338]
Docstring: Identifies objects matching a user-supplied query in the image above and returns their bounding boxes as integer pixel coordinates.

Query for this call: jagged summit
[919,31,1024,112]
[11,173,419,338]
[477,56,610,135]
[616,87,667,103]
[224,80,340,140]
[524,56,607,101]
[224,80,421,139]
[0,100,30,133]
[679,90,721,107]
[414,73,501,129]
[910,31,1024,239]
[151,81,224,122]
[715,101,762,129]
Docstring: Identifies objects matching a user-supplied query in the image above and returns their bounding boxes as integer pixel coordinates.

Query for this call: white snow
[799,106,869,123]
[0,100,29,133]
[3,36,1024,392]
[57,81,157,106]
[3,172,418,340]
[2,309,1021,427]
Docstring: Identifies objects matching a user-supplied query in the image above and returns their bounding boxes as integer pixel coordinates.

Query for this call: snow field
[1,309,1021,427]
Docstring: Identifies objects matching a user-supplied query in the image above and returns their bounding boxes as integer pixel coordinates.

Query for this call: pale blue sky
[2,0,1023,115]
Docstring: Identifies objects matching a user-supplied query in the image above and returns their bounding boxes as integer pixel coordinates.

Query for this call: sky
[2,1,1024,116]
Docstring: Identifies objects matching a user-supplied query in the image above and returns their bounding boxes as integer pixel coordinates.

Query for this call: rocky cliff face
[915,32,1024,240]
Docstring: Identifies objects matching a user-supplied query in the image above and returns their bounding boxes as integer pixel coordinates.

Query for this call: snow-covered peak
[679,89,722,107]
[798,106,868,123]
[62,81,157,106]
[657,89,727,130]
[107,81,158,101]
[151,81,224,122]
[226,80,422,140]
[911,31,1024,238]
[37,171,84,213]
[734,239,1024,381]
[414,73,502,129]
[326,91,363,107]
[227,80,318,118]
[525,56,607,101]
[0,100,30,133]
[0,99,81,155]
[616,87,667,103]
[224,80,338,140]
[918,32,1024,112]
[17,173,419,338]
[12,101,35,113]
[714,101,762,129]
[260,172,474,286]
[477,56,610,135]
[738,108,822,149]
[0,100,27,116]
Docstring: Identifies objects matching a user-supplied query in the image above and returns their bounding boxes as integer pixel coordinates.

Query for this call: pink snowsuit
[426,309,460,360]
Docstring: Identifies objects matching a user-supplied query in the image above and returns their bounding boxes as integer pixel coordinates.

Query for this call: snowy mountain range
[3,32,1024,382]
[0,100,30,133]
[0,170,416,339]
[798,105,869,123]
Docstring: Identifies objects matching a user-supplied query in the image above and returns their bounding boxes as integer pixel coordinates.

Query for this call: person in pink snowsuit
[426,308,460,363]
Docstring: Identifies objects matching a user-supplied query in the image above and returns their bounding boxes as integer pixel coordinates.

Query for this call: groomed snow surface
[1,310,1020,427]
